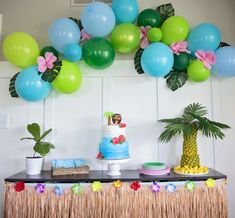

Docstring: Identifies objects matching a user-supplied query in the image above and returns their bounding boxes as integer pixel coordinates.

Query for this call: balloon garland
[2,1,235,102]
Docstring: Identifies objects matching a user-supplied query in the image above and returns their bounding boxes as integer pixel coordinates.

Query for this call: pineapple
[158,103,230,174]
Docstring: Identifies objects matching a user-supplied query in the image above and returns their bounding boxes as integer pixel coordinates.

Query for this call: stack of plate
[139,162,170,176]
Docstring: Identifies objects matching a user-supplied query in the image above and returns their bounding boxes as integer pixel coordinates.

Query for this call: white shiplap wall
[0,61,235,216]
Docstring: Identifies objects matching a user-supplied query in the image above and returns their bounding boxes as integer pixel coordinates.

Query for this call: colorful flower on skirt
[185,181,195,191]
[206,178,216,188]
[34,183,45,194]
[130,181,141,191]
[165,183,176,193]
[113,180,122,189]
[151,182,160,193]
[91,181,102,192]
[71,184,83,196]
[54,185,63,196]
[14,182,25,192]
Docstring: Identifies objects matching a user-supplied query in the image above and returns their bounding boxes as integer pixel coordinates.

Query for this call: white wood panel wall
[0,61,235,216]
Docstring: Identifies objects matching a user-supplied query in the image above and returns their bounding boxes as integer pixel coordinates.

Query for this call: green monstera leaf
[156,3,175,24]
[39,60,62,83]
[134,48,145,74]
[164,70,188,91]
[9,72,20,98]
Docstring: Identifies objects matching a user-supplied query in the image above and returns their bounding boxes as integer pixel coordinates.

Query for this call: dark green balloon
[40,46,59,58]
[82,38,115,69]
[173,53,190,71]
[137,9,161,27]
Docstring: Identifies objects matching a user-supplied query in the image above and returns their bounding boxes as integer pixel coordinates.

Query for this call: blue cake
[98,113,130,160]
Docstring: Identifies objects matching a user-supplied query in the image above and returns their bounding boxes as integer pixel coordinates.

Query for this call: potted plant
[21,123,55,175]
[158,103,230,175]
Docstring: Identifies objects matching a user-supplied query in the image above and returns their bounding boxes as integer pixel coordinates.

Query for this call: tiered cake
[97,113,129,160]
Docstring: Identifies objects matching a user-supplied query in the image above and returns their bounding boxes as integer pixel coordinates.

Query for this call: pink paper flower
[80,29,92,44]
[195,50,216,70]
[140,26,151,49]
[170,41,190,55]
[37,52,57,73]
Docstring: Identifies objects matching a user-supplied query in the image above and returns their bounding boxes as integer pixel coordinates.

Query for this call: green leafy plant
[158,103,230,167]
[9,72,20,98]
[134,48,145,74]
[156,3,175,24]
[164,70,188,91]
[21,123,55,157]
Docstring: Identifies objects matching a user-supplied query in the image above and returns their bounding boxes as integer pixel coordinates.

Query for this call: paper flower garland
[206,178,216,188]
[130,181,141,191]
[91,181,102,192]
[151,182,160,193]
[35,184,45,194]
[14,182,25,192]
[71,184,83,196]
[54,185,64,196]
[165,184,176,193]
[185,181,195,191]
[113,180,122,189]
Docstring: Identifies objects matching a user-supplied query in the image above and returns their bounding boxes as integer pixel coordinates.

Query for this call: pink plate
[139,166,170,176]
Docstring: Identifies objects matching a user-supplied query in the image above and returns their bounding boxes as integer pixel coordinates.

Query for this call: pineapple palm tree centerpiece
[158,103,230,175]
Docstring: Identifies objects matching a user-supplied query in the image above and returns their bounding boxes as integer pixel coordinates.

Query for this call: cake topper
[104,112,123,125]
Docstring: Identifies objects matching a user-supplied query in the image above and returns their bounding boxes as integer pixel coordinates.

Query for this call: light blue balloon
[48,18,80,53]
[141,42,174,77]
[188,23,221,54]
[212,46,235,77]
[112,0,139,23]
[15,65,52,102]
[64,44,82,62]
[81,2,115,37]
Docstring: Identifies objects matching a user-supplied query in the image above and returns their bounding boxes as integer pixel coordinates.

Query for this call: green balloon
[137,9,161,27]
[52,60,82,94]
[111,23,140,53]
[147,28,162,42]
[161,16,190,45]
[40,46,59,58]
[173,53,190,71]
[82,38,115,69]
[187,60,210,82]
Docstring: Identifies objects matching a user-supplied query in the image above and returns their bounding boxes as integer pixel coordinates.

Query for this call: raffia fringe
[4,180,228,218]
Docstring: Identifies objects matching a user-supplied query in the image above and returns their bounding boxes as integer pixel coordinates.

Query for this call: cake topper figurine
[104,112,122,125]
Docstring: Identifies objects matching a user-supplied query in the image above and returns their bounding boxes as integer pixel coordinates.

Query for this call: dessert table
[4,169,227,218]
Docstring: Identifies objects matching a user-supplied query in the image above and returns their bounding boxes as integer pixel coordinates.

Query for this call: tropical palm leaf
[158,123,184,142]
[40,60,62,82]
[164,70,188,91]
[156,3,175,24]
[159,117,185,125]
[9,72,20,98]
[134,48,145,74]
[182,103,207,122]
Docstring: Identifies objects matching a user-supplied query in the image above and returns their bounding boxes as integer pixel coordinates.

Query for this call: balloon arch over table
[2,1,235,102]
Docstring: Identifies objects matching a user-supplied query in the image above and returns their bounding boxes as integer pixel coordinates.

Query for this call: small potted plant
[21,123,55,175]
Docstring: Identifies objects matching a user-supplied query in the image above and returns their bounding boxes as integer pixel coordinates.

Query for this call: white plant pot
[26,157,43,175]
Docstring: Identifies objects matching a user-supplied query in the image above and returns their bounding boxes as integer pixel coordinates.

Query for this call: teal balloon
[173,53,190,71]
[64,44,82,62]
[141,42,174,77]
[112,0,139,23]
[82,38,115,69]
[15,65,52,102]
[48,18,80,53]
[81,2,115,37]
[212,46,235,77]
[188,23,221,54]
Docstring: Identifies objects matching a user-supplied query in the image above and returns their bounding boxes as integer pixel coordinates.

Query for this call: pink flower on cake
[119,123,126,128]
[96,152,103,159]
[112,137,119,145]
[118,135,126,143]
[37,52,57,73]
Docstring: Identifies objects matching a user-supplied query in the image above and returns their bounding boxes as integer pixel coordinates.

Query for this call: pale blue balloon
[188,23,221,54]
[212,46,235,77]
[48,18,80,53]
[112,0,139,23]
[141,42,174,77]
[64,44,82,62]
[15,65,52,102]
[81,2,115,37]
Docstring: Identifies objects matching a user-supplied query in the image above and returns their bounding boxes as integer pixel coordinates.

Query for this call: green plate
[143,162,166,171]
